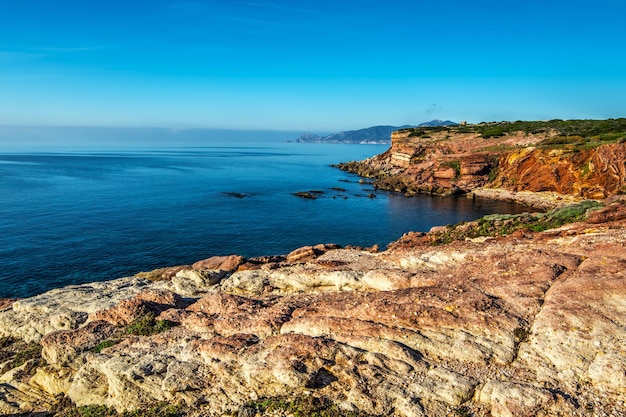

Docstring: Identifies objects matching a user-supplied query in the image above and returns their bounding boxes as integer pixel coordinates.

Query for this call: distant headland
[291,120,458,144]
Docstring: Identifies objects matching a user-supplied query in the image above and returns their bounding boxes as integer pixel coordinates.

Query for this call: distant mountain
[417,119,458,127]
[293,120,457,144]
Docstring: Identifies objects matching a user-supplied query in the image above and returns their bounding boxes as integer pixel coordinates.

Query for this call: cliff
[1,199,626,417]
[336,120,626,202]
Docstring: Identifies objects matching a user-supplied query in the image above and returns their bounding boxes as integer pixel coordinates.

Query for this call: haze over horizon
[2,0,625,134]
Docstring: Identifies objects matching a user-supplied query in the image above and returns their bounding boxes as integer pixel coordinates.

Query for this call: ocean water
[0,143,528,298]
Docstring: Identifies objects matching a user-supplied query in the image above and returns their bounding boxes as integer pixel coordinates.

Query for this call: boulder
[192,255,246,272]
[171,269,228,296]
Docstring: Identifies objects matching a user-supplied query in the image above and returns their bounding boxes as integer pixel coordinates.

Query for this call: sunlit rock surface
[1,204,625,416]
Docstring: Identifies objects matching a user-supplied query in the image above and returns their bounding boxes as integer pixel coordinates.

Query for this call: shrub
[125,312,176,337]
[481,127,505,138]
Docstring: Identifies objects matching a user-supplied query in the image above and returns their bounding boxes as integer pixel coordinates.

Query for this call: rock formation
[1,200,625,416]
[335,126,626,200]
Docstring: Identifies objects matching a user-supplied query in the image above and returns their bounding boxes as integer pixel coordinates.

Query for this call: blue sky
[1,0,625,132]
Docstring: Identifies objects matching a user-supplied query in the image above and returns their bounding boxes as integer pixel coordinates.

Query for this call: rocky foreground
[1,198,625,417]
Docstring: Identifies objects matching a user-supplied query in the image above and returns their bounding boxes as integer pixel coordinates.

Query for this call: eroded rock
[1,210,625,416]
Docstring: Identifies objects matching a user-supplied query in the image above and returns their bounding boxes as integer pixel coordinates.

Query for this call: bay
[0,143,527,298]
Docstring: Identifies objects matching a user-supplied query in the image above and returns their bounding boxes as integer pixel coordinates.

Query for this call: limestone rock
[0,277,162,343]
[476,380,575,417]
[171,269,228,296]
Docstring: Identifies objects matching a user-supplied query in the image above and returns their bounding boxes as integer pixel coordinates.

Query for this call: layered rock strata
[1,202,625,416]
[336,129,626,201]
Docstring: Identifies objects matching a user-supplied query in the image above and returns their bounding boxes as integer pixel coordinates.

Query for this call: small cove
[0,143,530,298]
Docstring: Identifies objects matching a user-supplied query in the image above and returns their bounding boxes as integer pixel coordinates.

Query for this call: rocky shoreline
[2,123,626,417]
[335,127,626,202]
[1,197,625,417]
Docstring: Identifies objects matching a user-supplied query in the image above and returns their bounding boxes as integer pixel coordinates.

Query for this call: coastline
[467,187,585,211]
[1,129,626,416]
[0,198,625,416]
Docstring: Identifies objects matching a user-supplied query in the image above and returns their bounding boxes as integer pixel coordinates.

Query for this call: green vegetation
[92,339,119,353]
[0,337,42,373]
[473,118,626,139]
[236,396,374,417]
[125,312,176,337]
[480,126,506,138]
[0,337,43,382]
[408,128,431,138]
[11,343,42,368]
[56,402,184,417]
[54,397,371,417]
[430,200,602,245]
[399,118,626,151]
[61,404,115,417]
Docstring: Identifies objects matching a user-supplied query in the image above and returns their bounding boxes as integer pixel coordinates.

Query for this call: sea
[0,143,529,299]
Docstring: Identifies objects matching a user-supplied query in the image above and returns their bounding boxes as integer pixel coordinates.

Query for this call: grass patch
[11,343,42,368]
[92,340,119,353]
[237,396,373,417]
[430,200,602,245]
[0,339,42,371]
[0,338,43,381]
[56,402,184,417]
[125,312,176,337]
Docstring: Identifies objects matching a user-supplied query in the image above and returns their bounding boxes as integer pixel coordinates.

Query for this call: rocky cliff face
[336,128,626,200]
[1,201,625,417]
[492,143,626,199]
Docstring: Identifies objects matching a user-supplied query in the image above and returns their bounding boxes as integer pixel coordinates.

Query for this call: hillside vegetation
[398,118,626,150]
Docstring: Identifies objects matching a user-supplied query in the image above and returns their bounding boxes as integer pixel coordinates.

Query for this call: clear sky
[1,0,625,132]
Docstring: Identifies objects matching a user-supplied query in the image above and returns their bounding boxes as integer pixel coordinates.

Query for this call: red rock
[89,290,186,326]
[586,202,626,223]
[41,320,118,366]
[286,246,318,263]
[0,299,16,310]
[192,255,246,271]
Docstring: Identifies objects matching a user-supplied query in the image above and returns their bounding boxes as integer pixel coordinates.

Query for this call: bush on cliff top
[401,118,626,148]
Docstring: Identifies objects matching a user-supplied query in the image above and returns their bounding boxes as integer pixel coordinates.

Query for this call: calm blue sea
[0,143,527,298]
